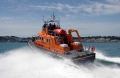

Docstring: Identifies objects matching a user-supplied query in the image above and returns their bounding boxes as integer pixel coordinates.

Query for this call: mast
[58,17,60,28]
[43,16,44,22]
[52,10,55,21]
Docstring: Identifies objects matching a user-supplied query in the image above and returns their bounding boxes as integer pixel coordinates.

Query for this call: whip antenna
[43,15,44,22]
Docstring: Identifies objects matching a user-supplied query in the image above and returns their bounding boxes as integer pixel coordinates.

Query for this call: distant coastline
[0,36,29,42]
[0,36,120,43]
[74,36,120,43]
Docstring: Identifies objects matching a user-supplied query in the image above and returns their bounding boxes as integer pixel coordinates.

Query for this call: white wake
[0,47,120,78]
[95,50,120,64]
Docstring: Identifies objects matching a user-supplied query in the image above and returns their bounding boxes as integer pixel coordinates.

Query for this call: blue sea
[0,42,120,78]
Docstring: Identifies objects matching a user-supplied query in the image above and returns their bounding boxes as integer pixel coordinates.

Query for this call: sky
[0,0,120,37]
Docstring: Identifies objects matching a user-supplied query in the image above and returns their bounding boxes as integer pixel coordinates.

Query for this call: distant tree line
[73,36,120,40]
[0,36,29,42]
[85,36,120,40]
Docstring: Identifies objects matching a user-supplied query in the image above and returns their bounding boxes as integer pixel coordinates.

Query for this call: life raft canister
[91,46,95,52]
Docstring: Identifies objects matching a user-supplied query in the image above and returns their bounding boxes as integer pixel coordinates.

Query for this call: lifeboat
[28,12,96,64]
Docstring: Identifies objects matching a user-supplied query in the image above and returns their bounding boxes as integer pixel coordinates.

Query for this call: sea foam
[96,50,120,64]
[0,47,120,78]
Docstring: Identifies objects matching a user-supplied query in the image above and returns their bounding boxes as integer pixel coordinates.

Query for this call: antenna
[58,17,60,28]
[58,17,60,22]
[43,15,44,22]
[52,10,55,20]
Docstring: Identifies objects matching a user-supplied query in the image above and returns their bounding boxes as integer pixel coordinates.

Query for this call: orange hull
[28,40,95,63]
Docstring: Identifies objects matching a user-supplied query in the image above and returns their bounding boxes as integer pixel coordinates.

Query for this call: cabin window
[41,37,43,40]
[39,36,41,40]
[45,38,51,43]
[39,36,42,40]
[40,36,42,40]
[48,39,50,42]
[49,39,51,43]
[38,36,41,40]
[46,39,49,42]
